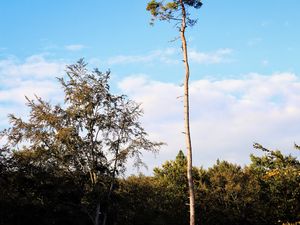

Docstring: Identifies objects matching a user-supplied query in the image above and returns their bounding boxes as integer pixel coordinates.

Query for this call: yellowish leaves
[264,167,300,179]
[56,127,74,142]
[146,0,160,16]
[264,168,281,178]
[165,2,178,10]
[282,221,300,225]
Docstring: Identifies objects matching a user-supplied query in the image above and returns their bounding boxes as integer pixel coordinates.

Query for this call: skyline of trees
[1,137,299,225]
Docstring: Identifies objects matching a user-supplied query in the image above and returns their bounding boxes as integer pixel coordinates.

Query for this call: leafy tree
[146,1,203,225]
[0,146,89,225]
[0,59,162,225]
[115,175,166,225]
[154,150,188,188]
[153,150,202,225]
[203,160,261,225]
[113,151,202,225]
[154,150,189,225]
[250,143,300,224]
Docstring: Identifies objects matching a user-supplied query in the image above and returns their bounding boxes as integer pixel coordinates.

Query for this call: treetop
[146,0,203,26]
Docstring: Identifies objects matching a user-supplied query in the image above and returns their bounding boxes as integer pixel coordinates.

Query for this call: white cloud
[189,48,233,64]
[0,79,62,105]
[0,55,65,79]
[0,55,66,128]
[119,73,300,173]
[107,48,178,65]
[3,53,299,175]
[65,44,86,51]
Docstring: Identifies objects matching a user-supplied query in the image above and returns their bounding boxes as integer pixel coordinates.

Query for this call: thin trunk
[102,213,107,225]
[95,203,101,225]
[102,142,120,225]
[101,163,116,225]
[90,122,101,225]
[180,1,196,225]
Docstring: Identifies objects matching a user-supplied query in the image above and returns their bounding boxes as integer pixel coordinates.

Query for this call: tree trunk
[102,143,120,225]
[95,202,101,225]
[180,1,196,225]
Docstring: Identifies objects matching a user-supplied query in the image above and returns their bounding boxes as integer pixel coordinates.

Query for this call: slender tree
[146,1,203,225]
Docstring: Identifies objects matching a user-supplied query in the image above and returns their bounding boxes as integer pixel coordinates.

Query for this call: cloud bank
[1,53,299,174]
[118,73,300,172]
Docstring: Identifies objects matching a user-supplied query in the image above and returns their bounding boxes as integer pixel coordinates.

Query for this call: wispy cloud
[107,48,233,66]
[0,54,65,79]
[65,44,86,51]
[107,48,178,65]
[119,73,300,171]
[189,48,233,64]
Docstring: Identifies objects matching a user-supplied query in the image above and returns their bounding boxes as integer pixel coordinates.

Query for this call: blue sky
[2,0,300,77]
[1,1,300,173]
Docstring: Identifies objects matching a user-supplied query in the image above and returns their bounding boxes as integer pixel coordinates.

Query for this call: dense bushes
[1,147,299,225]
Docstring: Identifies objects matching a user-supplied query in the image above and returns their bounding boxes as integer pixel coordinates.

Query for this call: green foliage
[153,150,190,225]
[0,156,89,225]
[154,150,187,186]
[115,175,166,225]
[153,151,204,225]
[201,161,261,225]
[120,148,299,225]
[146,0,202,26]
[250,143,300,224]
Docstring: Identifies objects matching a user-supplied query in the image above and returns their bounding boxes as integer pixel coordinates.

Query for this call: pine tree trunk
[180,1,196,225]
